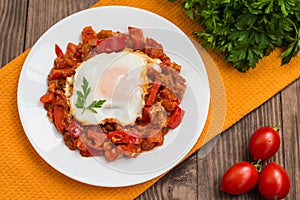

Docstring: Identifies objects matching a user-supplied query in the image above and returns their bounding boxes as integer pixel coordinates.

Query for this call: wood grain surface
[1,0,299,199]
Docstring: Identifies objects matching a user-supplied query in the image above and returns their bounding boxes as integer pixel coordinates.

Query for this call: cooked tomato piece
[159,87,178,111]
[108,131,141,145]
[40,92,54,103]
[96,29,115,39]
[49,68,75,80]
[141,139,156,151]
[118,144,141,157]
[81,26,96,43]
[53,106,66,132]
[54,58,66,69]
[148,131,164,144]
[145,81,161,106]
[128,26,145,50]
[162,54,171,66]
[65,43,81,60]
[168,106,185,129]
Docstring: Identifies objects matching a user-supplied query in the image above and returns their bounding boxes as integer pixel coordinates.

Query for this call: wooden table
[1,1,299,199]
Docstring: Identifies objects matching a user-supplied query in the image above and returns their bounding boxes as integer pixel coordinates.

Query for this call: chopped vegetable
[53,106,66,132]
[40,92,54,103]
[108,131,141,145]
[170,0,300,72]
[145,81,161,106]
[55,44,64,58]
[168,105,185,129]
[141,106,151,123]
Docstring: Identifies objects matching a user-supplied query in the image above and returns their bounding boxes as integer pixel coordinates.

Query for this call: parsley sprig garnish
[75,77,106,114]
[170,0,300,72]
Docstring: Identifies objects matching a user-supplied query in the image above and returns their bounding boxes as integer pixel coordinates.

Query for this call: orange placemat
[1,1,300,199]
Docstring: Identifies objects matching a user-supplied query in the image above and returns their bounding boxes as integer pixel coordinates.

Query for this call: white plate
[17,6,210,187]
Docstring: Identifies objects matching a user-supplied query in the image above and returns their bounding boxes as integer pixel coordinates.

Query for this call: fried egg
[68,51,161,125]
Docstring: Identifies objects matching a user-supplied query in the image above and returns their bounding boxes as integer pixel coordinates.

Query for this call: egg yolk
[98,65,142,103]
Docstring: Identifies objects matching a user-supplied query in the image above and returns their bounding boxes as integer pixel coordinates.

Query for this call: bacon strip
[128,26,145,50]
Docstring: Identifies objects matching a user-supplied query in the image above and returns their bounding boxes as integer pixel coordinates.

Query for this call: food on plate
[40,26,186,161]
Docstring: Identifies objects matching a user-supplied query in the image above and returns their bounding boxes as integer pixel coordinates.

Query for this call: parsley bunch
[170,0,300,72]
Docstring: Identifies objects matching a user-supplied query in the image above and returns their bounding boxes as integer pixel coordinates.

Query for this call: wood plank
[0,0,28,67]
[281,81,300,200]
[25,0,98,48]
[137,154,198,200]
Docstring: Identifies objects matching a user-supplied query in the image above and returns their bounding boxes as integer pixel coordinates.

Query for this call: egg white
[67,51,161,125]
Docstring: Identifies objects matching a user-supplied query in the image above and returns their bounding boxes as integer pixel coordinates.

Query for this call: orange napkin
[1,1,300,199]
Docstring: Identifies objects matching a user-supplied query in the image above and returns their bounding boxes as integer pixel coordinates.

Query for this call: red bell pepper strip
[145,81,161,106]
[55,44,64,58]
[53,106,66,132]
[141,106,151,123]
[167,106,185,129]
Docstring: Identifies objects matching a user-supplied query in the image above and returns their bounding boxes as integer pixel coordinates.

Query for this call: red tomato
[249,126,280,160]
[220,162,259,195]
[145,81,161,106]
[108,131,141,145]
[258,162,290,199]
[167,106,185,129]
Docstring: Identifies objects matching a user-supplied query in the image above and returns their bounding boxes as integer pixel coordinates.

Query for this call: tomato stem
[252,159,262,173]
[272,125,280,132]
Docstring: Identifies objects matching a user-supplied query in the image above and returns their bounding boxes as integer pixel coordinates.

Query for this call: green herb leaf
[170,0,300,72]
[75,77,106,114]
